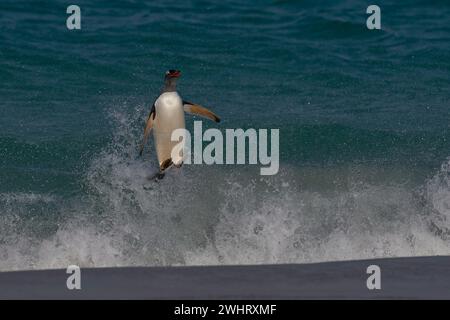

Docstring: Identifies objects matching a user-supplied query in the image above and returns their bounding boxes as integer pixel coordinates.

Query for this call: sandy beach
[1,256,449,299]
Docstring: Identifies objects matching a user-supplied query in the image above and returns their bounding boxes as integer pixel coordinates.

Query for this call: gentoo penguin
[139,69,220,179]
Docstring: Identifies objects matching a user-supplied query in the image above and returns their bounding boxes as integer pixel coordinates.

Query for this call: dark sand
[0,256,449,299]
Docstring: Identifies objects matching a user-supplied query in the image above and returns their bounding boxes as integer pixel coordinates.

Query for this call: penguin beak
[167,70,181,78]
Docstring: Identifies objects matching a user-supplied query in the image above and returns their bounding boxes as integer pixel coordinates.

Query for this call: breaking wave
[0,106,449,271]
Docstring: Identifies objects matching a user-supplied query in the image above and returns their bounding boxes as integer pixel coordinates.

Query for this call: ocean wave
[0,106,449,271]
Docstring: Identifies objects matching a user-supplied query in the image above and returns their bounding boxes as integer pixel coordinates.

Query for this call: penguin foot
[147,171,165,181]
[148,158,176,182]
[160,158,173,171]
[155,172,165,180]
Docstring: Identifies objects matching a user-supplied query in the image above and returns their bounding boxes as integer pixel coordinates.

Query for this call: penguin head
[163,70,181,91]
[165,69,181,79]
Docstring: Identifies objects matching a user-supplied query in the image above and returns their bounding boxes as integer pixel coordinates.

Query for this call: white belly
[153,92,185,166]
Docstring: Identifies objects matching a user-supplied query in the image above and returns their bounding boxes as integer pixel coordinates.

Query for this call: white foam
[1,106,449,271]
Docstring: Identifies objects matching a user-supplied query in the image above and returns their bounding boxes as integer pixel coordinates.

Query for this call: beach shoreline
[1,256,449,299]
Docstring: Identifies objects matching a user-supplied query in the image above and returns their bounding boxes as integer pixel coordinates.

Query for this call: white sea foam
[0,106,449,271]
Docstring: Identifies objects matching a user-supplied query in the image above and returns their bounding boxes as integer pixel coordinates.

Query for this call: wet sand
[0,256,449,299]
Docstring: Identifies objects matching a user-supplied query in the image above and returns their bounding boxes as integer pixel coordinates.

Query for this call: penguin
[139,69,221,179]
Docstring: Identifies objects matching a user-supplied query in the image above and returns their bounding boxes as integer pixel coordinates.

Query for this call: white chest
[156,92,183,112]
[153,91,185,132]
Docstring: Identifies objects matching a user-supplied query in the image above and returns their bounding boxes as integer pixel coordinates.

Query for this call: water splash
[1,106,449,271]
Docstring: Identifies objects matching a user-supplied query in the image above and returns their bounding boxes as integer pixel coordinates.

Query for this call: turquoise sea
[0,0,449,270]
